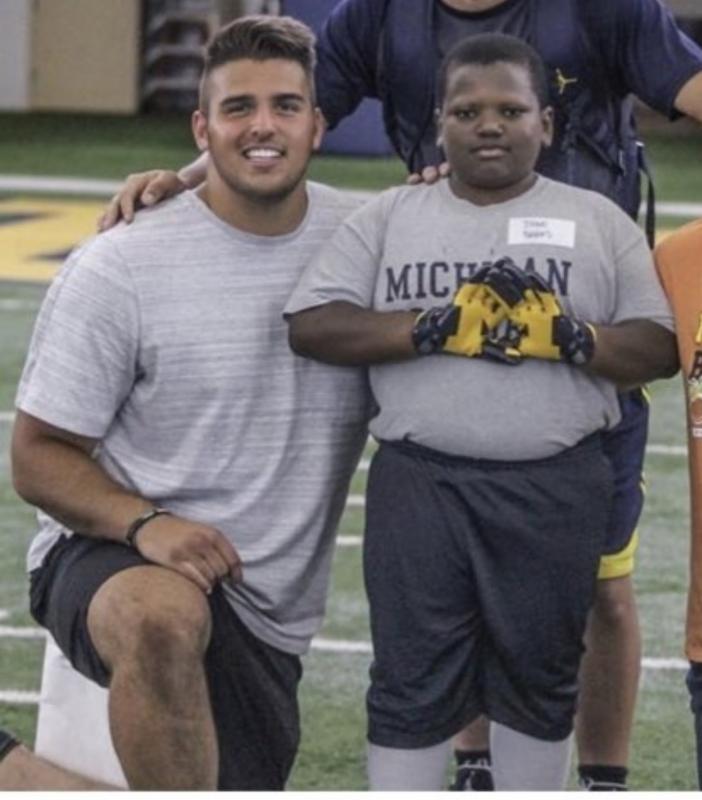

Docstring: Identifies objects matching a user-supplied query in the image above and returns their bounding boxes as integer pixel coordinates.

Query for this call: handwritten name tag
[508,218,576,248]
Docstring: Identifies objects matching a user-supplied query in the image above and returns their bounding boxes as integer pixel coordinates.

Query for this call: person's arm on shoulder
[316,0,448,185]
[97,152,208,232]
[610,0,702,119]
[407,162,451,186]
[11,411,242,593]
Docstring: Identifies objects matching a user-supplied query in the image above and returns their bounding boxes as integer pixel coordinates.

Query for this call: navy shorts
[601,388,648,568]
[364,436,613,748]
[29,534,302,790]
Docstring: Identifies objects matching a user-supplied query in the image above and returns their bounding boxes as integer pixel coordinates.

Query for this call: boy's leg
[451,553,638,793]
[363,443,483,790]
[479,439,611,790]
[490,723,572,790]
[576,573,639,790]
[575,388,648,790]
[367,740,451,790]
[450,716,494,790]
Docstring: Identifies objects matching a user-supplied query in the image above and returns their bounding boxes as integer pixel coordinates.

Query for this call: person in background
[6,15,368,790]
[655,219,702,791]
[98,0,702,789]
[285,33,678,790]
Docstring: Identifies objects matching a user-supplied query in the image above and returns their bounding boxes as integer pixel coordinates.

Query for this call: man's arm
[12,411,242,593]
[314,0,386,130]
[611,0,702,119]
[586,319,679,388]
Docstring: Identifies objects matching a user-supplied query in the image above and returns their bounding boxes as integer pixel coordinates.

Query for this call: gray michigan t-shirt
[17,183,370,655]
[286,177,673,460]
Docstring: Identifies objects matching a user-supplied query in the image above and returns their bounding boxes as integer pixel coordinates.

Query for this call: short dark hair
[437,33,550,109]
[199,15,317,110]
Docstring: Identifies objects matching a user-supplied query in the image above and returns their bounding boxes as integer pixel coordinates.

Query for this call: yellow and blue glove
[412,260,527,361]
[491,271,596,365]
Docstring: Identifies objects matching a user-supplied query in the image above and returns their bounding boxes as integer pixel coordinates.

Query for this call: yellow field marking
[0,195,688,285]
[0,196,103,283]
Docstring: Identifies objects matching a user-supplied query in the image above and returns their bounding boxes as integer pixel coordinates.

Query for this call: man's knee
[591,575,637,633]
[87,565,212,672]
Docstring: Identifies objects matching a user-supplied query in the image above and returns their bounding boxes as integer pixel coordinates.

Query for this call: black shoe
[450,757,494,791]
[0,730,20,763]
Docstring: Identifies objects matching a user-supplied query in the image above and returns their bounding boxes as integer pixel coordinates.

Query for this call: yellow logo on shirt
[555,68,578,96]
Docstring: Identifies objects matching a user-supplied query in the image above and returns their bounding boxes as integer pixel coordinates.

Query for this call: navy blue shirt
[316,0,702,217]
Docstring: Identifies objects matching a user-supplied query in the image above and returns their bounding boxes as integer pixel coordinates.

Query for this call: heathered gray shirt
[17,184,369,655]
[286,177,673,460]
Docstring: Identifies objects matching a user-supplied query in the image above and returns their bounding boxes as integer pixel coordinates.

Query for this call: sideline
[0,174,378,205]
[0,174,698,217]
[0,411,690,459]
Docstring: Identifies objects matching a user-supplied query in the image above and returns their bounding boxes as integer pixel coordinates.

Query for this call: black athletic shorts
[29,534,302,790]
[600,389,648,562]
[364,435,613,748]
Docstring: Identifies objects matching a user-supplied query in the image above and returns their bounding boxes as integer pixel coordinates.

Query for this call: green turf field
[0,114,701,790]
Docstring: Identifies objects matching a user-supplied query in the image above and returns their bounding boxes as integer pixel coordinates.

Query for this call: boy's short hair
[199,15,317,111]
[437,32,550,108]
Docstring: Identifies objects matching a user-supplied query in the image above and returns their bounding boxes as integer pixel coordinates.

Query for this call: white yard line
[337,536,362,546]
[0,175,122,197]
[0,410,691,458]
[313,637,372,654]
[0,625,46,639]
[646,443,688,457]
[0,299,41,312]
[0,175,378,204]
[0,625,689,707]
[0,175,699,219]
[0,621,688,668]
[0,689,40,705]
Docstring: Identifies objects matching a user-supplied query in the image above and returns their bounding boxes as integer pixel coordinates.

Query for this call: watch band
[125,507,171,549]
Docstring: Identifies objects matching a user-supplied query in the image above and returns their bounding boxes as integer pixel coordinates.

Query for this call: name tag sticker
[508,218,576,248]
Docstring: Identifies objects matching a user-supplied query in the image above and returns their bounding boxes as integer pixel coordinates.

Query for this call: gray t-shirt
[286,177,673,460]
[17,183,370,655]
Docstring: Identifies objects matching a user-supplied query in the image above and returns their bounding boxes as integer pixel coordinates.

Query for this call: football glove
[493,271,596,365]
[411,260,527,359]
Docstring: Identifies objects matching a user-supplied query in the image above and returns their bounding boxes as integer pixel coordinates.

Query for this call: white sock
[366,739,451,790]
[490,721,573,790]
